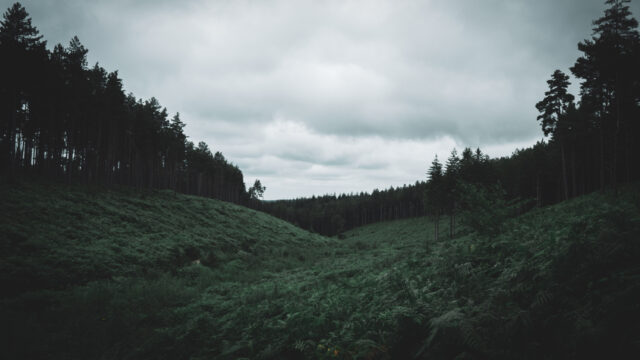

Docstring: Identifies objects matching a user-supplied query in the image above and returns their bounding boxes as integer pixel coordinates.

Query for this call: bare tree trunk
[452,210,456,238]
[435,213,439,242]
[561,142,569,201]
[536,173,541,207]
[600,129,605,192]
[612,72,623,194]
[613,81,620,195]
[571,142,577,197]
[613,130,618,195]
[625,121,630,183]
[8,107,17,180]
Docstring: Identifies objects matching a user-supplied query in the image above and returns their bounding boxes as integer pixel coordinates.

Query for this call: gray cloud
[7,0,639,198]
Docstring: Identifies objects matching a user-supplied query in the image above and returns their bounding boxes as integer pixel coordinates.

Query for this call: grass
[2,180,640,359]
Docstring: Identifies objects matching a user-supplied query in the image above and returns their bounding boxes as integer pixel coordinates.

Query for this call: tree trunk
[571,142,577,197]
[536,173,541,207]
[8,105,17,179]
[561,142,569,201]
[600,128,605,192]
[613,79,620,195]
[452,211,456,238]
[612,129,618,195]
[437,213,440,242]
[625,120,630,183]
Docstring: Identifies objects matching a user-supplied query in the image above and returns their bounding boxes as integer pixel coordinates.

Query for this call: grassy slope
[338,186,640,359]
[2,182,640,359]
[0,181,333,359]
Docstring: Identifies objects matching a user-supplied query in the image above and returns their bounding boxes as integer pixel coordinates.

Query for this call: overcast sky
[7,0,639,199]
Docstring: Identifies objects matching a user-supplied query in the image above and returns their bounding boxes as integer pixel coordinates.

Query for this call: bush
[457,182,520,235]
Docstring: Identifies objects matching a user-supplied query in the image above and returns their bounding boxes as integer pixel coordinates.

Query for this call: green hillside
[0,182,332,294]
[2,182,640,359]
[0,181,334,359]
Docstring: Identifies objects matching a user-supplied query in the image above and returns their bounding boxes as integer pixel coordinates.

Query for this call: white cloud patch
[218,118,536,199]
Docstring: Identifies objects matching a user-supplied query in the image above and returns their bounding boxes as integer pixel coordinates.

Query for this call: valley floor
[1,181,640,359]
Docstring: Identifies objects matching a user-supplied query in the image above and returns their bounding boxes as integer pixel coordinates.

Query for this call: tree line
[425,0,640,238]
[0,3,247,203]
[259,183,428,236]
[260,147,500,237]
[261,0,640,237]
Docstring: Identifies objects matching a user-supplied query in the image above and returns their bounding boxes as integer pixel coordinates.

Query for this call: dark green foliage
[457,181,515,235]
[0,180,335,359]
[2,181,640,359]
[411,185,640,359]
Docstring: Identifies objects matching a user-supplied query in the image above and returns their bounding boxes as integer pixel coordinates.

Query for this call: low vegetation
[2,181,639,359]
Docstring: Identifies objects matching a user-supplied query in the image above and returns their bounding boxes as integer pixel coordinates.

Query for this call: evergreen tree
[444,149,460,238]
[0,2,46,175]
[248,179,266,200]
[0,2,44,50]
[571,0,640,191]
[0,3,250,205]
[535,70,575,137]
[536,70,574,200]
[426,156,444,242]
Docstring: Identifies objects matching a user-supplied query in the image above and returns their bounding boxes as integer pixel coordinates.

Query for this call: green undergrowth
[0,181,330,295]
[1,181,639,359]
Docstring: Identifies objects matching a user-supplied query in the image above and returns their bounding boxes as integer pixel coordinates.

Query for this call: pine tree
[535,70,575,137]
[426,156,444,242]
[444,149,460,238]
[571,0,640,191]
[248,179,266,200]
[0,2,46,175]
[536,70,574,200]
[0,2,45,50]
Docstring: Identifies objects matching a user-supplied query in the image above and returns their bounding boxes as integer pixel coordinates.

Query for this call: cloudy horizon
[8,0,639,199]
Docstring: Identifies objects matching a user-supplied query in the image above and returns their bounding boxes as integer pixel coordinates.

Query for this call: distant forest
[0,3,247,203]
[2,1,640,237]
[261,0,640,236]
